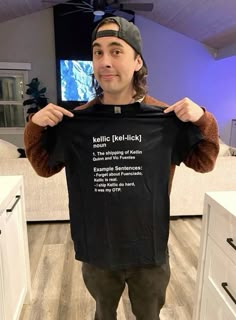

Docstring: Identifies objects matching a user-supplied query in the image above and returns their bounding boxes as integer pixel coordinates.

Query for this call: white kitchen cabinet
[0,176,31,320]
[193,191,236,320]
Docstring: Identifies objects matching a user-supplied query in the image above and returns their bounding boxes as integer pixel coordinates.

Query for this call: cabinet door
[200,283,236,320]
[0,219,6,320]
[2,193,27,320]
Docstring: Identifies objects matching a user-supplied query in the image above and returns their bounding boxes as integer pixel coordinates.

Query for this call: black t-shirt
[44,102,203,269]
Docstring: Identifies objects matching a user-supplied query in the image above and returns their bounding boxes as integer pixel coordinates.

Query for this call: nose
[99,53,112,68]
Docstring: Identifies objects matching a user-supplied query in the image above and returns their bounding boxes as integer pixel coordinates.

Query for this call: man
[24,17,219,320]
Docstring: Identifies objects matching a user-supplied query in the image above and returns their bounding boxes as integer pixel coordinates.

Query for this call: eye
[112,49,121,55]
[93,50,102,56]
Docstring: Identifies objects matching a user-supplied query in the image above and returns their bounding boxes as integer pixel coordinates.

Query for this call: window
[0,70,27,127]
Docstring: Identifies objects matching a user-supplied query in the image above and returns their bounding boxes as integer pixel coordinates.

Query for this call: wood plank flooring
[20,217,202,320]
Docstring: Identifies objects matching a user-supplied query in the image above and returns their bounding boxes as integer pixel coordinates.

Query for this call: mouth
[100,74,117,80]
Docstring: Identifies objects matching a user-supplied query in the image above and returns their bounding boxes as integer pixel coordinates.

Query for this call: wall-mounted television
[58,59,95,106]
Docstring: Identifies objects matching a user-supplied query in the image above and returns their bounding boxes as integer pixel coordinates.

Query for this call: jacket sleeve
[184,110,219,173]
[24,118,65,177]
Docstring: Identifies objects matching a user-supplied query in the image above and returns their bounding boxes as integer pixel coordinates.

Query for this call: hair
[92,17,148,100]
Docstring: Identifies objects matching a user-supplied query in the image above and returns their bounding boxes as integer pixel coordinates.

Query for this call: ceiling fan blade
[42,0,93,7]
[60,8,91,16]
[41,0,62,2]
[41,0,71,4]
[119,3,153,12]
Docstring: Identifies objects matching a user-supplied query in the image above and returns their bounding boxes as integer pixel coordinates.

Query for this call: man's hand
[32,103,74,127]
[164,97,204,122]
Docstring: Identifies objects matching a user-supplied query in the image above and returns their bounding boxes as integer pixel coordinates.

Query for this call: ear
[135,55,143,72]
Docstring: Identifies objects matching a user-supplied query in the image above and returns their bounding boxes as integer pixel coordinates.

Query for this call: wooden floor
[20,216,202,320]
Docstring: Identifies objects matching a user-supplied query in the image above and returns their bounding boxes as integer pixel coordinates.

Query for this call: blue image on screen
[60,60,95,102]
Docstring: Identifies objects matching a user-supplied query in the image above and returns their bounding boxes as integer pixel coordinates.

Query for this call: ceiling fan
[43,0,153,21]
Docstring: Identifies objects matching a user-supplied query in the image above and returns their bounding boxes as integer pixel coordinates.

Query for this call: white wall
[136,15,236,144]
[136,15,213,105]
[0,8,57,103]
[203,56,236,143]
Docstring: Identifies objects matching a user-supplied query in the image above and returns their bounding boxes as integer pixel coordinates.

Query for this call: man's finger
[164,105,175,113]
[54,105,74,117]
[164,99,185,113]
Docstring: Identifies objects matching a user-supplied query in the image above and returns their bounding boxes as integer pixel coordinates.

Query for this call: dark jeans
[82,256,170,320]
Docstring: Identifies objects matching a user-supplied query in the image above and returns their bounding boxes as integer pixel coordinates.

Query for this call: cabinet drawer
[200,282,236,320]
[1,191,27,320]
[208,203,236,265]
[205,237,236,316]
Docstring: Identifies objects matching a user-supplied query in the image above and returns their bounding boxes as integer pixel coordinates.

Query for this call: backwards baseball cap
[91,16,146,68]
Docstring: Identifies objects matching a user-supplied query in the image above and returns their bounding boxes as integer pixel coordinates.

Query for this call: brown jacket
[24,95,219,192]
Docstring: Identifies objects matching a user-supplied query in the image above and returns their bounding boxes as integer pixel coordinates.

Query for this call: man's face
[92,23,143,98]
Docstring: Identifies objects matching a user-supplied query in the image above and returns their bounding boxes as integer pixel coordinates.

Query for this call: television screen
[60,59,95,102]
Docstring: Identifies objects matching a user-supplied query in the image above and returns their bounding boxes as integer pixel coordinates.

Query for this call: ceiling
[0,0,236,59]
